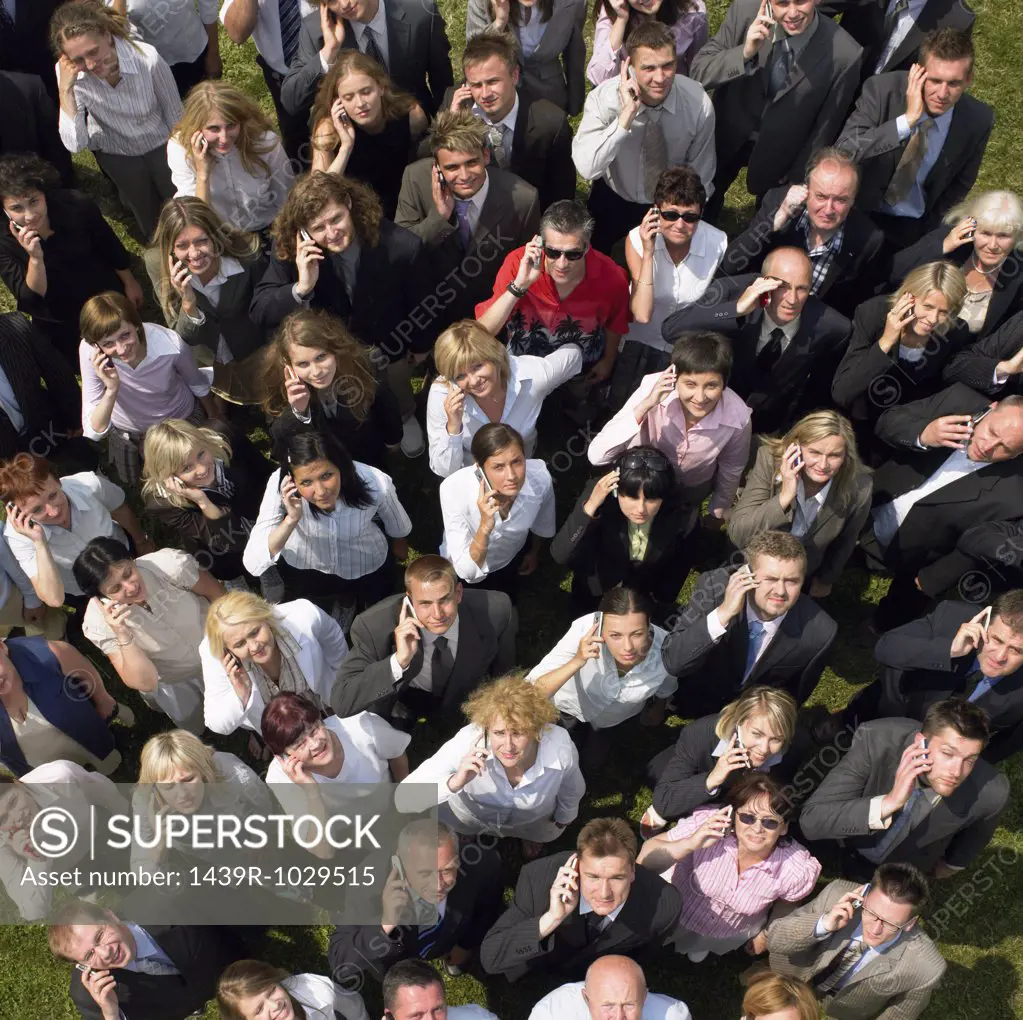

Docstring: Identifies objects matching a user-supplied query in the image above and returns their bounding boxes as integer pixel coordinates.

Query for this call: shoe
[443,961,464,977]
[400,416,426,458]
[687,950,709,963]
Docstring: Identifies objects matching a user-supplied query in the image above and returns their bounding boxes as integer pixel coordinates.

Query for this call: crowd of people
[0,0,1020,1018]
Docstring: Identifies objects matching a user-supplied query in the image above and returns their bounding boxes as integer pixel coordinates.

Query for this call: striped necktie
[278,0,302,67]
[814,939,868,994]
[362,25,386,69]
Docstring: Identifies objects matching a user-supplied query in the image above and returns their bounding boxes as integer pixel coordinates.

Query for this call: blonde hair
[760,410,867,509]
[742,970,820,1020]
[173,80,280,179]
[205,591,283,660]
[50,0,135,58]
[217,961,297,1020]
[893,260,968,323]
[945,190,1023,252]
[138,730,221,785]
[715,686,798,748]
[428,109,489,158]
[462,673,558,742]
[141,420,234,508]
[434,320,511,389]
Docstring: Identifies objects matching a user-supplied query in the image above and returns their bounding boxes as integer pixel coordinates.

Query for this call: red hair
[0,453,56,503]
[260,693,320,756]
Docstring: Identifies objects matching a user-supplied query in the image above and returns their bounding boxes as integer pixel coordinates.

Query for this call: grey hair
[806,146,861,188]
[944,190,1023,252]
[397,818,458,856]
[540,199,595,245]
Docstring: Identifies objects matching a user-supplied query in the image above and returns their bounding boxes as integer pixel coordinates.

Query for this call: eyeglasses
[736,811,783,831]
[619,450,670,471]
[861,905,909,935]
[543,245,586,262]
[285,723,326,756]
[657,208,702,224]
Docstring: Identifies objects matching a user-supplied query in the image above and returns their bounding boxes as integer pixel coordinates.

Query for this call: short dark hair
[919,27,974,72]
[726,771,794,822]
[745,530,808,574]
[470,422,524,466]
[276,429,373,513]
[260,692,321,756]
[992,590,1023,634]
[72,537,133,599]
[0,153,62,200]
[613,445,677,503]
[921,698,990,743]
[540,199,595,245]
[653,165,706,210]
[576,817,638,864]
[873,862,930,913]
[382,960,444,1013]
[598,586,652,621]
[625,20,676,60]
[670,331,732,382]
[462,30,518,73]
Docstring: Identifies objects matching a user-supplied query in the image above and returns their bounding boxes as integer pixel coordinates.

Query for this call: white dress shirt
[109,0,218,67]
[167,131,294,232]
[871,446,989,549]
[624,221,728,352]
[875,0,930,72]
[791,478,832,538]
[439,460,556,582]
[572,75,717,203]
[243,464,412,579]
[529,982,692,1020]
[426,348,583,477]
[706,596,787,680]
[756,311,800,355]
[57,37,183,156]
[882,108,954,219]
[389,616,460,691]
[186,256,246,363]
[351,1,391,70]
[220,0,317,75]
[526,615,677,728]
[283,973,370,1020]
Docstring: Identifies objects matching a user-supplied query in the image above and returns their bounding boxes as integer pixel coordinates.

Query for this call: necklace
[968,252,1004,279]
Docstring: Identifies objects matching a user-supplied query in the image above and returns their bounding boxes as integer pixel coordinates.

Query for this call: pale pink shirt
[661,805,820,940]
[587,373,752,514]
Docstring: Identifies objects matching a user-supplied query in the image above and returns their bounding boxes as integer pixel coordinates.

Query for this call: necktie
[278,0,302,66]
[454,199,473,250]
[862,785,923,863]
[814,939,868,995]
[416,916,445,957]
[744,620,766,680]
[884,117,935,206]
[484,124,507,167]
[362,25,386,69]
[584,911,607,942]
[757,328,786,373]
[967,670,997,703]
[641,111,668,203]
[133,953,180,977]
[767,37,793,100]
[883,0,911,40]
[431,635,454,698]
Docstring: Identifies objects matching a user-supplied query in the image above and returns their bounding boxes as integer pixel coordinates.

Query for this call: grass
[1,3,1022,1018]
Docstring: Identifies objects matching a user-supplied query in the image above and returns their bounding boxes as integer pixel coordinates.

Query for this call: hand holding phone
[852,882,871,910]
[558,852,580,905]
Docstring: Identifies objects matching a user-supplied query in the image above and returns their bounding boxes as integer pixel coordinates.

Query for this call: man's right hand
[449,82,474,111]
[904,63,927,129]
[821,886,868,934]
[431,164,455,220]
[950,607,990,658]
[295,232,323,297]
[81,967,120,1020]
[381,864,411,930]
[736,275,783,316]
[774,184,808,230]
[394,598,423,669]
[544,852,580,928]
[918,414,975,450]
[320,3,346,66]
[882,736,931,816]
[742,0,776,61]
[616,58,642,130]
[717,565,760,625]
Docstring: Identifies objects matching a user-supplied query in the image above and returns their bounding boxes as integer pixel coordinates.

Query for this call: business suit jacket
[331,589,517,719]
[68,924,245,1020]
[327,841,503,983]
[799,717,1009,871]
[550,481,697,606]
[0,0,63,101]
[395,161,540,326]
[766,878,946,1020]
[661,567,838,712]
[728,444,873,586]
[464,0,587,115]
[875,599,1023,764]
[0,71,74,185]
[866,383,1023,592]
[719,185,885,316]
[663,274,852,435]
[942,308,1023,397]
[280,0,453,120]
[837,72,994,230]
[690,3,862,196]
[480,849,682,981]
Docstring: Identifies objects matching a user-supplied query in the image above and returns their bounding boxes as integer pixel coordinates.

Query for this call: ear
[511,64,521,87]
[454,582,464,605]
[904,916,918,932]
[483,148,491,168]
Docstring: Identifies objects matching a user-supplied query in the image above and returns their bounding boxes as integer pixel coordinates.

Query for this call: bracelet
[506,281,528,299]
[638,279,654,286]
[116,635,134,647]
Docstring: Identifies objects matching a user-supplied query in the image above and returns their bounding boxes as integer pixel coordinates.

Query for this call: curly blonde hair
[462,673,558,742]
[140,419,234,509]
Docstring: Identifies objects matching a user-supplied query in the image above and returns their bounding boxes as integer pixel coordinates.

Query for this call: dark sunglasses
[737,812,783,831]
[543,245,586,262]
[657,209,702,224]
[619,450,670,471]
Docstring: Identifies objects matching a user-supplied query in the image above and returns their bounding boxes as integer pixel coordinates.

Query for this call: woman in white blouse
[218,959,369,1020]
[615,165,727,403]
[439,423,556,603]
[200,591,348,753]
[427,320,581,478]
[397,674,585,857]
[243,428,411,609]
[167,80,293,235]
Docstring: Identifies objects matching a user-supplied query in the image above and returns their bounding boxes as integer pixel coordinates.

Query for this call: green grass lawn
[1,2,1023,1018]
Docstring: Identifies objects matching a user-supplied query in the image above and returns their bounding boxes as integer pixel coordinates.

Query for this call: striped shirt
[57,37,183,156]
[661,805,821,940]
[243,464,412,579]
[798,209,845,296]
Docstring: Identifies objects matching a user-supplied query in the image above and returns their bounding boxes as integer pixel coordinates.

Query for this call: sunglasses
[543,245,586,262]
[736,812,783,831]
[619,450,670,471]
[657,209,702,224]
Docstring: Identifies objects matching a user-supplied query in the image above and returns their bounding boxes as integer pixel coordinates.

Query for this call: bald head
[582,956,647,1020]
[807,156,859,233]
[762,247,812,325]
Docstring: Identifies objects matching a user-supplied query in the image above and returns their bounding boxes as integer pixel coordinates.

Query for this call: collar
[475,92,520,133]
[191,256,244,290]
[745,595,788,634]
[359,1,387,35]
[121,923,164,970]
[459,173,490,215]
[711,736,784,770]
[640,77,680,117]
[849,920,904,955]
[579,894,627,924]
[422,615,460,648]
[783,11,819,57]
[797,476,831,509]
[761,311,801,341]
[110,37,141,78]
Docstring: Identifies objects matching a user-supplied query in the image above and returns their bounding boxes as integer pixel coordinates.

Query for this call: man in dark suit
[331,554,517,724]
[719,147,885,317]
[395,110,541,329]
[0,0,63,102]
[765,863,947,1020]
[480,817,681,982]
[942,307,1023,398]
[48,900,245,1020]
[690,0,862,218]
[328,820,503,984]
[663,247,851,434]
[662,530,837,713]
[280,0,452,130]
[873,591,1023,764]
[837,28,993,248]
[0,72,74,186]
[442,31,575,213]
[861,383,1023,631]
[800,698,1009,879]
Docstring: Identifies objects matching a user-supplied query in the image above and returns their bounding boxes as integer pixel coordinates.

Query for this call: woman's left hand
[943,216,977,254]
[330,99,356,151]
[280,752,315,785]
[685,805,733,851]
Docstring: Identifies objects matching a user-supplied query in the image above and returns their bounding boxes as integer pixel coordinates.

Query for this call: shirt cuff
[320,52,331,74]
[814,917,831,939]
[896,114,911,142]
[706,609,728,641]
[389,653,404,682]
[993,368,1010,387]
[184,309,206,325]
[868,794,893,831]
[293,408,313,424]
[914,435,927,449]
[291,284,312,305]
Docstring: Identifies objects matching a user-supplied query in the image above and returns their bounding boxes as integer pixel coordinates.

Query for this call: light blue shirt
[0,362,24,433]
[882,108,954,219]
[967,656,1000,702]
[122,923,179,974]
[813,917,903,988]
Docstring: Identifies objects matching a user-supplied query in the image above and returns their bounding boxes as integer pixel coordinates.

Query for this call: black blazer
[875,599,1023,764]
[0,71,74,184]
[550,479,697,606]
[0,313,81,463]
[280,0,453,120]
[480,849,682,982]
[332,589,518,719]
[942,308,1023,397]
[662,566,838,712]
[837,72,994,230]
[663,274,852,435]
[68,924,245,1020]
[327,842,503,983]
[799,717,1009,872]
[250,218,432,357]
[719,185,886,316]
[0,0,63,100]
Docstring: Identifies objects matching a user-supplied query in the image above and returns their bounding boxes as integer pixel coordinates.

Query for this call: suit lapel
[472,173,504,254]
[446,602,485,703]
[385,5,411,68]
[773,28,825,103]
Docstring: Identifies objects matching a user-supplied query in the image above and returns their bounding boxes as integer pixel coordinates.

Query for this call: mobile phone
[75,963,92,976]
[299,228,313,243]
[474,465,493,492]
[734,726,747,753]
[434,164,448,192]
[970,407,992,427]
[723,804,735,831]
[764,0,774,19]
[401,594,421,624]
[7,217,25,235]
[390,854,407,884]
[853,883,871,910]
[561,852,578,903]
[526,234,541,269]
[980,606,993,630]
[965,217,977,240]
[593,611,604,636]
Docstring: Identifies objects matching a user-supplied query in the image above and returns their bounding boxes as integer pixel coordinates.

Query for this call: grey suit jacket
[464,0,587,114]
[766,878,946,1020]
[690,3,862,194]
[799,717,1010,872]
[727,443,873,586]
